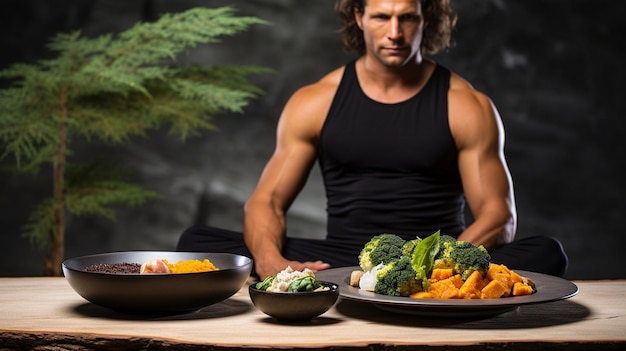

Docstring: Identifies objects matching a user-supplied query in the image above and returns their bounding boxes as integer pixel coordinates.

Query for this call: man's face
[355,0,424,67]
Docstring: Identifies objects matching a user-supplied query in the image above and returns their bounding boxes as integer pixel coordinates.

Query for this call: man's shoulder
[289,65,346,105]
[305,65,345,93]
[447,71,491,107]
[446,70,501,144]
[280,64,347,131]
[448,71,475,94]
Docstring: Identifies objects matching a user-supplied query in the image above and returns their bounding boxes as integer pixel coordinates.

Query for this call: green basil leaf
[411,230,441,281]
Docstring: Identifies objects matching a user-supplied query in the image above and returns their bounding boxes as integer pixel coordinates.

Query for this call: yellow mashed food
[162,259,219,273]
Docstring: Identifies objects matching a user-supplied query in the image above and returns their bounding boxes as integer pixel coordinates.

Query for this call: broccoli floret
[433,236,491,280]
[401,237,422,257]
[434,234,457,260]
[374,256,424,297]
[359,233,406,271]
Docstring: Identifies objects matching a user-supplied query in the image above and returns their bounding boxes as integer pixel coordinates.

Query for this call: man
[177,0,568,278]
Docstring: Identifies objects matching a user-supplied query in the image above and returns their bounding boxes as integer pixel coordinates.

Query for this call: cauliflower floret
[359,263,385,292]
[266,266,315,292]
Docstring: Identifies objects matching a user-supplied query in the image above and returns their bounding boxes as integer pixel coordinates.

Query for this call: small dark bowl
[248,282,339,322]
[62,251,252,314]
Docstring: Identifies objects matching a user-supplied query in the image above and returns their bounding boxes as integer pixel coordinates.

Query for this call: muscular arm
[448,74,517,250]
[243,70,341,279]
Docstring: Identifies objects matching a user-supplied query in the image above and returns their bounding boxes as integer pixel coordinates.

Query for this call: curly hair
[334,0,457,56]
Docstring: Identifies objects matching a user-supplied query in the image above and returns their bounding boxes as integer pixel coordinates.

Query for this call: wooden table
[1,277,624,350]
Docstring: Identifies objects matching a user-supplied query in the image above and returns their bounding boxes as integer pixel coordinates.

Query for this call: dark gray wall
[1,0,623,279]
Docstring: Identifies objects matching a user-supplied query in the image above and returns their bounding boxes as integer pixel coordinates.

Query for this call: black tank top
[319,60,465,244]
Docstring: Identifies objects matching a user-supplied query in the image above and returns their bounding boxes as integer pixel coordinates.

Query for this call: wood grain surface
[1,277,624,350]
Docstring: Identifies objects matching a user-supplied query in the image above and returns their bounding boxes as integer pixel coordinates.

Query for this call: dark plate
[62,251,252,314]
[316,266,578,317]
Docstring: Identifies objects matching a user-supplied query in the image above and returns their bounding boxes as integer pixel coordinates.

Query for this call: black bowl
[62,251,252,313]
[248,282,339,322]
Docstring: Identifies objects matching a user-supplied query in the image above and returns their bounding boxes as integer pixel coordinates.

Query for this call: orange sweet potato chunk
[428,278,460,299]
[487,263,510,277]
[512,282,534,296]
[481,279,509,299]
[458,270,484,299]
[431,268,454,281]
[449,274,464,289]
[509,270,524,285]
[485,263,516,296]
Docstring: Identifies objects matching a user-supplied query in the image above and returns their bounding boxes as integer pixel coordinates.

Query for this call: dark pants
[176,225,568,277]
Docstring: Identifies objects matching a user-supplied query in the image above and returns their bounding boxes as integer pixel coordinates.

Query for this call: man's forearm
[243,201,288,277]
[457,207,516,251]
